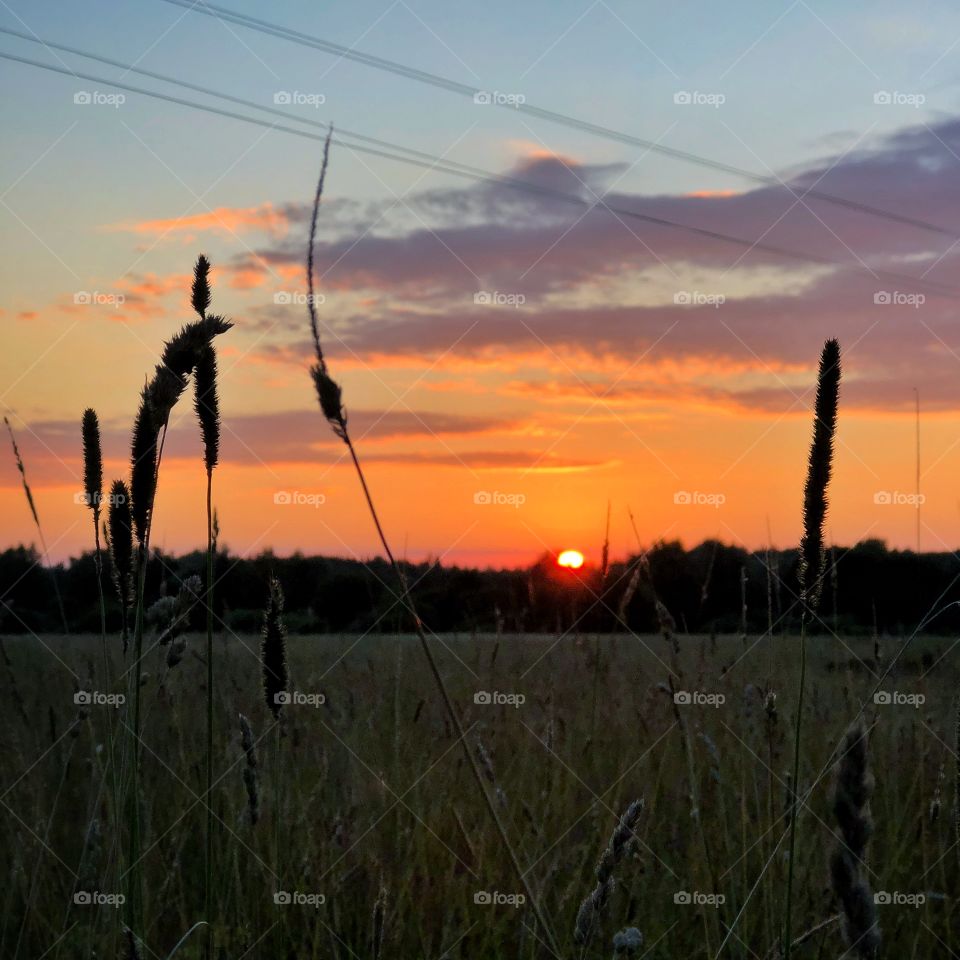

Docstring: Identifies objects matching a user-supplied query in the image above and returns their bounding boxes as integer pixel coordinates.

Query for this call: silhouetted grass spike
[4,416,40,529]
[785,338,842,960]
[304,129,348,440]
[311,362,347,440]
[299,135,560,957]
[5,416,68,632]
[798,338,841,615]
[830,721,880,958]
[574,798,643,945]
[130,389,159,546]
[81,408,102,512]
[108,479,133,649]
[159,314,232,387]
[130,314,233,544]
[261,577,288,720]
[193,343,220,472]
[306,127,332,352]
[192,253,211,318]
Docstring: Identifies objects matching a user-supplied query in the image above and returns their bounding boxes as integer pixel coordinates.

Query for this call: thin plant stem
[204,468,214,954]
[343,438,561,957]
[93,512,121,903]
[274,722,283,957]
[783,619,807,960]
[127,420,168,932]
[305,134,558,955]
[4,417,69,634]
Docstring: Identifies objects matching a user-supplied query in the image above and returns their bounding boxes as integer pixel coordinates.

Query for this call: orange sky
[5,134,960,568]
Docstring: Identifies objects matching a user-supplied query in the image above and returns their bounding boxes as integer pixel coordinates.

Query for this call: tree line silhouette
[0,538,955,638]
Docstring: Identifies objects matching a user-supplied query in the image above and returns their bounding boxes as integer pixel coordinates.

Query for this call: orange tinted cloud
[686,189,741,198]
[110,203,289,237]
[229,266,269,290]
[117,272,191,298]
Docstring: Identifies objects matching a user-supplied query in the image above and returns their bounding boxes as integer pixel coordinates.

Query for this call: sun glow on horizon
[557,549,585,569]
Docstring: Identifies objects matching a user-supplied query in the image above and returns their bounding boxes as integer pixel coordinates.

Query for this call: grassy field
[0,630,956,958]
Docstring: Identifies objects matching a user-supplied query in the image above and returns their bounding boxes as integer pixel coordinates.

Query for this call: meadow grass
[1,631,955,958]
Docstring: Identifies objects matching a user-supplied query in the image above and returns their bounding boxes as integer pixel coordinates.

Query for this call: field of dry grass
[1,630,955,958]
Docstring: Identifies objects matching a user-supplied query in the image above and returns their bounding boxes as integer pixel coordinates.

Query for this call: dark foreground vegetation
[2,631,955,958]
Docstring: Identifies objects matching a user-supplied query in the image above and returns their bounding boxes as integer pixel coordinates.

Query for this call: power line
[2,45,959,298]
[156,0,960,244]
[0,26,478,173]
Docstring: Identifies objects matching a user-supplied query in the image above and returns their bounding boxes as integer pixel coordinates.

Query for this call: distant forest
[1,538,958,638]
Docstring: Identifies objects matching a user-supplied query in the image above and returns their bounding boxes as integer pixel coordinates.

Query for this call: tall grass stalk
[82,410,122,895]
[4,416,68,633]
[191,254,221,949]
[573,798,643,946]
[82,409,106,652]
[829,722,880,957]
[261,577,288,954]
[784,338,840,960]
[591,502,611,740]
[107,480,134,650]
[303,131,561,956]
[124,287,232,933]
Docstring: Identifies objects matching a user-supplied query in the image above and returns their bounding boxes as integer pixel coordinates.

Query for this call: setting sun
[557,549,585,569]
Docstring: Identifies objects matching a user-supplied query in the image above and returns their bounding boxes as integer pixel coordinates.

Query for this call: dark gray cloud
[229,117,960,410]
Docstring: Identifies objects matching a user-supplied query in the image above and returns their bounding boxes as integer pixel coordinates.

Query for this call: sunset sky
[4,0,960,567]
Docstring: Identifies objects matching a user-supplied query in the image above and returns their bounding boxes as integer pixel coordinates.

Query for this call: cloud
[0,409,528,486]
[215,117,960,413]
[108,203,292,238]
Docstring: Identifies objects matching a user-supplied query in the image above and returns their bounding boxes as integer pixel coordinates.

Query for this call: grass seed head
[261,577,289,720]
[130,389,158,546]
[193,343,221,473]
[830,721,880,958]
[574,798,643,945]
[191,253,212,318]
[81,408,102,514]
[799,338,841,615]
[107,479,133,648]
